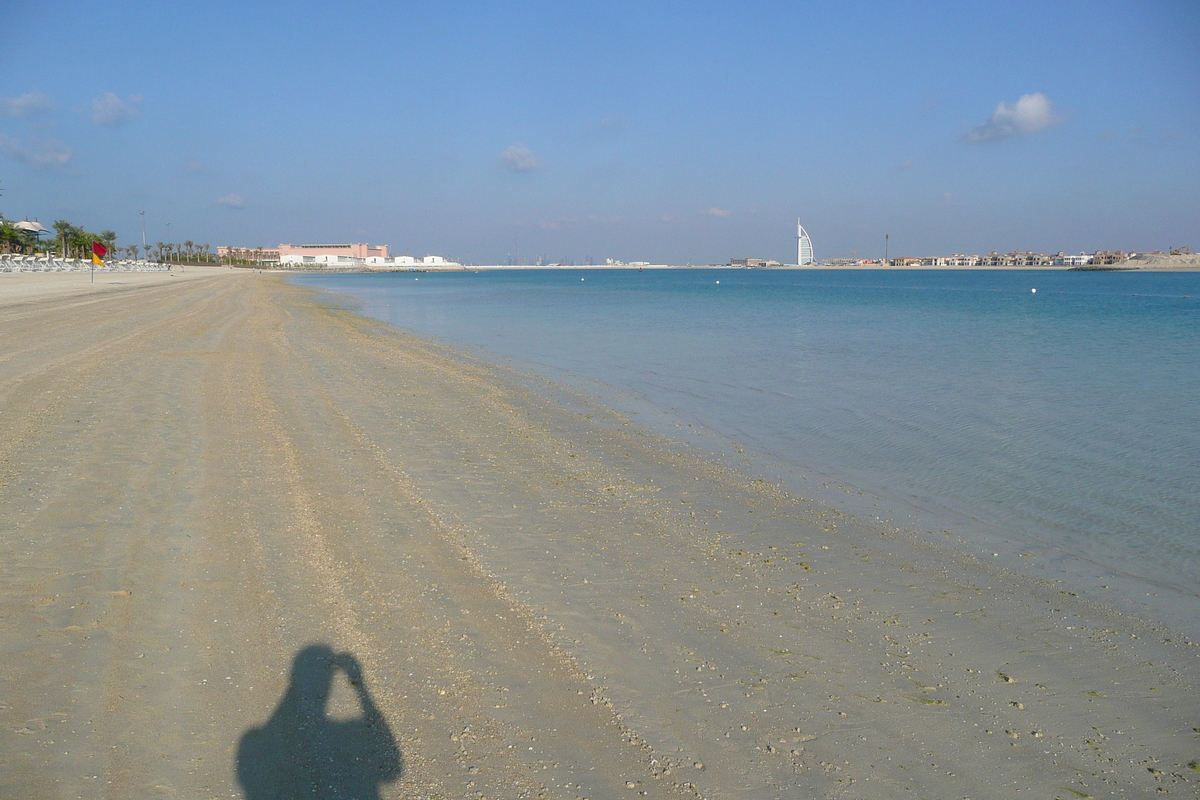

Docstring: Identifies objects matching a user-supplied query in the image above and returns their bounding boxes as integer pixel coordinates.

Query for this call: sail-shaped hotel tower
[797,220,814,266]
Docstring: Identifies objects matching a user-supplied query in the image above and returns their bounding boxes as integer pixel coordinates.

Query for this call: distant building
[278,243,389,262]
[1053,252,1092,266]
[1091,250,1128,265]
[923,254,981,266]
[797,220,815,266]
[219,243,396,265]
[282,251,459,268]
[730,257,780,268]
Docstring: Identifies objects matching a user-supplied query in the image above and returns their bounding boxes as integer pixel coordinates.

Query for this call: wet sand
[1,273,1197,799]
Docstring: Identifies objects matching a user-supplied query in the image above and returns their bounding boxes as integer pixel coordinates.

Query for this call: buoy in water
[716,280,720,284]
[1031,288,1036,293]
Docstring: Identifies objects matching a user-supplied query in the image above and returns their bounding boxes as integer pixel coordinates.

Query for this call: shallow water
[294,269,1200,625]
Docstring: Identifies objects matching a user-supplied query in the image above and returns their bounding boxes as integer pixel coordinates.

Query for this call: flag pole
[90,241,107,283]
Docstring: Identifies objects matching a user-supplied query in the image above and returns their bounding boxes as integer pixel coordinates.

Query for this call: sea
[293,268,1200,635]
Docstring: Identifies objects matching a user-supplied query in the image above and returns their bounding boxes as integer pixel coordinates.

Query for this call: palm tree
[53,220,72,257]
[154,242,165,262]
[184,240,194,262]
[0,216,25,254]
[71,228,89,259]
[0,219,17,254]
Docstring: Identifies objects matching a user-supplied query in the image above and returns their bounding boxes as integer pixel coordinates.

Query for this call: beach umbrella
[12,220,48,254]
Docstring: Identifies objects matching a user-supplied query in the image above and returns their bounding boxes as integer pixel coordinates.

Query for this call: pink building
[278,243,389,259]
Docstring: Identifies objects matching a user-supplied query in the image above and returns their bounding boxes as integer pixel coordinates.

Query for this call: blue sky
[2,0,1197,264]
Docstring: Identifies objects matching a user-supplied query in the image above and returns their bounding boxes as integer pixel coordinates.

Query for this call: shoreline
[256,263,1199,274]
[295,268,1200,644]
[2,273,1197,798]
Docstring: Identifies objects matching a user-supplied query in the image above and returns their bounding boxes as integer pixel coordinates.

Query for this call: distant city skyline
[1,1,1197,265]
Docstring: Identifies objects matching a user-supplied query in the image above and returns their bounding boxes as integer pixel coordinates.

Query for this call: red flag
[92,241,108,258]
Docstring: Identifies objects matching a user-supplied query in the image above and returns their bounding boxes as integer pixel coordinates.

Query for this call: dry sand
[0,265,239,304]
[1127,253,1200,270]
[1,273,1197,800]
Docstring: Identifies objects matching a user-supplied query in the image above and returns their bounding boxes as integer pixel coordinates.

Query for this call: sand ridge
[0,274,1196,799]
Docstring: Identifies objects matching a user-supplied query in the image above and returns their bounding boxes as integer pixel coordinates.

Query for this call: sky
[1,0,1197,264]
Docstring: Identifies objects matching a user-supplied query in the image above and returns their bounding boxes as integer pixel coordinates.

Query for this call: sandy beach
[1,273,1196,799]
[0,265,239,304]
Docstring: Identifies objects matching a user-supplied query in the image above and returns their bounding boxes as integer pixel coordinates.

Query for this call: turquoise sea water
[294,269,1200,630]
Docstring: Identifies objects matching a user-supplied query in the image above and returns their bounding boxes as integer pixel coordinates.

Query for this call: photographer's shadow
[237,644,401,799]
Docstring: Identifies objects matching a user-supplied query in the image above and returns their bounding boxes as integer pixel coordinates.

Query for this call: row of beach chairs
[0,255,171,273]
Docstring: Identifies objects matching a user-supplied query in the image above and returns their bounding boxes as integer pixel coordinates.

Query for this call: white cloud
[499,144,540,172]
[0,134,72,168]
[964,92,1060,143]
[701,207,731,218]
[92,92,142,126]
[215,193,245,208]
[0,93,52,118]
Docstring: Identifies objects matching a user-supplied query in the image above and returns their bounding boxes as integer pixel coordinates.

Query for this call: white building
[797,220,815,266]
[1053,253,1092,266]
[281,253,460,268]
[364,255,459,268]
[280,253,364,266]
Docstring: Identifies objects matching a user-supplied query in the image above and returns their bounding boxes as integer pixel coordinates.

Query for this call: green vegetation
[0,215,39,254]
[0,213,215,262]
[52,220,116,259]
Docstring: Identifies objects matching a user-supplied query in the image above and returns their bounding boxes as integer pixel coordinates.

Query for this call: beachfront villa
[838,250,1132,268]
